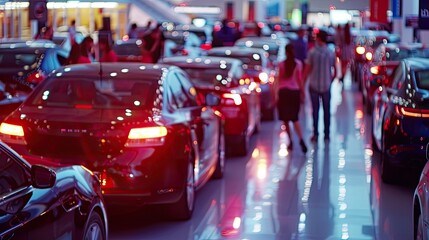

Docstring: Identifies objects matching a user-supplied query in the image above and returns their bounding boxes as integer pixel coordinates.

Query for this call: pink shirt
[278,59,302,90]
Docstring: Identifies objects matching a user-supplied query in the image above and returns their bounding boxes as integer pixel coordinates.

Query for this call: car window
[181,65,240,88]
[0,150,28,196]
[415,70,429,90]
[113,41,143,56]
[166,72,195,109]
[0,52,40,68]
[27,77,156,109]
[175,72,198,107]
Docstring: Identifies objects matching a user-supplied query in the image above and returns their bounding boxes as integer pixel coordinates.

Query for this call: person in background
[216,19,236,46]
[304,30,336,143]
[34,25,53,40]
[277,43,308,153]
[292,27,308,67]
[99,40,117,62]
[143,23,164,63]
[140,40,153,63]
[336,23,353,83]
[68,36,94,64]
[69,19,77,45]
[128,23,139,39]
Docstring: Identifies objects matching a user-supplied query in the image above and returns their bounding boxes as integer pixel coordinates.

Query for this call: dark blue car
[372,57,429,183]
[0,141,107,239]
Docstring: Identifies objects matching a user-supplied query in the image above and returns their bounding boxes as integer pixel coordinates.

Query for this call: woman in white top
[277,43,307,153]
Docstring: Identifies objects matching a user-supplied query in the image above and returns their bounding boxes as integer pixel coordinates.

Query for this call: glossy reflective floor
[109,76,415,240]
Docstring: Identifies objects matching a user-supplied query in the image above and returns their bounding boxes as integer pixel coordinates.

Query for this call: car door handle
[62,195,81,212]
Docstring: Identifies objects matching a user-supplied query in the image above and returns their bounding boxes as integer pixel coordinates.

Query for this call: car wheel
[213,127,225,179]
[415,211,424,240]
[166,160,195,220]
[83,212,105,240]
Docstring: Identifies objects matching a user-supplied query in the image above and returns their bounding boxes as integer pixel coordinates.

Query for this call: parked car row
[332,27,429,240]
[0,28,288,237]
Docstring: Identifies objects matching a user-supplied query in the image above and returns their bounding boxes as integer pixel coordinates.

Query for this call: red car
[162,56,261,156]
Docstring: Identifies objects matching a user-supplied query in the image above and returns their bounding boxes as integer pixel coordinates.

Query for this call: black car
[0,141,107,239]
[0,63,225,220]
[372,58,429,183]
[0,40,64,94]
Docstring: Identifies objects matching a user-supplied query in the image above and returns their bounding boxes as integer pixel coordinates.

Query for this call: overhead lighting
[174,6,221,14]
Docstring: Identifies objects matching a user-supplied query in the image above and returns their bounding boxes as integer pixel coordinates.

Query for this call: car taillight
[365,52,373,61]
[125,126,167,147]
[200,43,212,51]
[370,66,380,74]
[258,72,269,84]
[27,70,45,85]
[222,93,242,105]
[395,105,429,118]
[74,104,93,109]
[0,122,27,145]
[356,46,365,55]
[99,170,116,190]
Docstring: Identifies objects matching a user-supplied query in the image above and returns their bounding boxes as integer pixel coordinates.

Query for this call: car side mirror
[205,92,220,106]
[31,165,56,188]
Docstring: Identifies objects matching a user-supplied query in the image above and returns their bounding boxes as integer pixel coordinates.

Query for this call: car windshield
[210,53,264,68]
[113,41,142,56]
[415,70,429,90]
[386,48,429,61]
[0,52,41,68]
[27,77,155,109]
[181,67,240,88]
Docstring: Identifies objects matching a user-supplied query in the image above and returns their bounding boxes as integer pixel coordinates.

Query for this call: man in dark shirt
[292,28,308,65]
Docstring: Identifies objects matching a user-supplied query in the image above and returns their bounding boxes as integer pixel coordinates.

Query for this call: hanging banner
[419,0,429,29]
[369,0,388,23]
[392,0,402,18]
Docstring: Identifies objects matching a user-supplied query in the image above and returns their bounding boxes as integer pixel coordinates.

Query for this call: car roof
[403,58,429,71]
[162,56,243,68]
[208,46,268,56]
[381,42,428,50]
[0,40,58,49]
[52,63,172,80]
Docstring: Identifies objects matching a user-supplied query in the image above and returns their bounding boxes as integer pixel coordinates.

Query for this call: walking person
[304,30,337,142]
[127,23,139,39]
[336,23,353,83]
[69,19,77,45]
[277,43,308,153]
